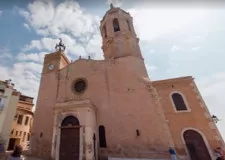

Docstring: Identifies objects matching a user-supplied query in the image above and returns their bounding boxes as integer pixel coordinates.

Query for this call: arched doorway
[60,116,80,160]
[183,129,211,160]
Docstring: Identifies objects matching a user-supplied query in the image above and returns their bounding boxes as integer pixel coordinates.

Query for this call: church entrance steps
[99,148,171,160]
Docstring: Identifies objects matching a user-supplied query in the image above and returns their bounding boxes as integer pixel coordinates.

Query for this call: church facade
[30,5,225,160]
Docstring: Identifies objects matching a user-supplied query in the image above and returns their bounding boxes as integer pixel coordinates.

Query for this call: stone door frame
[53,112,84,160]
[51,99,97,160]
[60,116,81,160]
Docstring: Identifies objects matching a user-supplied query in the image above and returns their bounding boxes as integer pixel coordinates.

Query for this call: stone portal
[59,116,80,160]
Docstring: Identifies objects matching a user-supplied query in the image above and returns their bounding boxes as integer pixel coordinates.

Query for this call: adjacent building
[0,80,20,150]
[7,94,34,151]
[0,79,34,151]
[30,5,225,160]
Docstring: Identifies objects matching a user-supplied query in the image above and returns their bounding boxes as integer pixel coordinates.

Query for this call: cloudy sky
[0,0,225,140]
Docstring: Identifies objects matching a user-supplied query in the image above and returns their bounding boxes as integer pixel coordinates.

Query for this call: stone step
[100,148,171,159]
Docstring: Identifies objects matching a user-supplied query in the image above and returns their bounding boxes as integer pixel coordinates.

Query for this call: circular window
[73,79,87,93]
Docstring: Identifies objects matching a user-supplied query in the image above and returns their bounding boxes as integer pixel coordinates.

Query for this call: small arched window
[127,20,131,31]
[113,18,120,32]
[99,125,107,148]
[172,93,188,111]
[103,25,107,38]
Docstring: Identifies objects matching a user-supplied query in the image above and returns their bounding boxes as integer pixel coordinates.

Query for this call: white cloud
[0,66,9,79]
[23,23,31,30]
[85,33,103,59]
[0,10,2,16]
[197,73,225,140]
[23,38,58,51]
[18,1,100,37]
[0,62,42,103]
[128,8,209,41]
[23,32,103,59]
[17,52,46,63]
[18,1,103,60]
[171,45,181,52]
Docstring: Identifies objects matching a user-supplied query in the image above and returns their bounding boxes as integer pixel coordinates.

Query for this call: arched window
[113,18,120,32]
[103,25,107,38]
[99,125,107,148]
[127,20,131,31]
[172,93,188,111]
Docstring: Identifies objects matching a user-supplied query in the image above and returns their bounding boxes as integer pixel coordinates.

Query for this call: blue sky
[0,0,225,140]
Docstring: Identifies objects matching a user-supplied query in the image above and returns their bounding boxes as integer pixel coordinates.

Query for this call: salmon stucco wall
[153,76,225,158]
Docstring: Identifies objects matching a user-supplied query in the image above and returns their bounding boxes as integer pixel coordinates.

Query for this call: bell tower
[100,4,143,59]
[42,38,70,74]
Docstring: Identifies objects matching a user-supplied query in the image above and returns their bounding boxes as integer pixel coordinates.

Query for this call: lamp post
[212,115,220,123]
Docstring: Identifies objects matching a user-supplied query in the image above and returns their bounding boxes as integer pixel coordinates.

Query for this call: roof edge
[152,76,193,84]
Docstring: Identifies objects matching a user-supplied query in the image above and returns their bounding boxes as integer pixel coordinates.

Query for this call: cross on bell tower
[100,4,142,59]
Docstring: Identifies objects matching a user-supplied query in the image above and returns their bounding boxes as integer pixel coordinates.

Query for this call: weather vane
[55,38,66,51]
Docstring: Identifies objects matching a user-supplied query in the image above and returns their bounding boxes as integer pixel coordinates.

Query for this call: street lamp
[212,115,220,123]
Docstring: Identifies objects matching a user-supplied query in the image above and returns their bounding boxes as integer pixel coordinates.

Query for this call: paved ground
[23,156,43,160]
[0,152,43,160]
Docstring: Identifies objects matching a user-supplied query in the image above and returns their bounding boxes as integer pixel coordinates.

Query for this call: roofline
[152,76,194,85]
[17,108,34,115]
[59,58,105,71]
[20,94,34,100]
[45,50,70,65]
[18,100,34,106]
[0,80,6,84]
[61,51,71,64]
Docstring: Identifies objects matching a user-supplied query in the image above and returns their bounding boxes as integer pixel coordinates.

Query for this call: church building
[30,5,225,160]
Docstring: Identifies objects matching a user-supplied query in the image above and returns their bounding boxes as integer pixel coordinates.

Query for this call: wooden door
[60,127,80,160]
[184,130,211,160]
[59,116,80,160]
